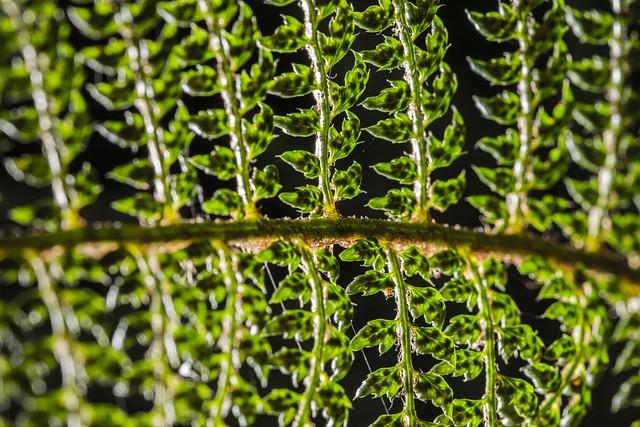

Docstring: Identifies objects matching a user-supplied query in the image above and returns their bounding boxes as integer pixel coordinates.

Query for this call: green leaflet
[321,3,356,68]
[279,150,321,179]
[350,318,398,354]
[444,314,481,346]
[473,91,520,125]
[354,0,394,32]
[246,102,276,158]
[270,63,316,98]
[430,171,466,212]
[524,362,562,394]
[477,128,519,165]
[279,185,323,215]
[356,366,403,399]
[252,165,282,201]
[439,278,477,309]
[270,272,310,304]
[264,310,315,340]
[339,239,386,270]
[434,349,484,381]
[400,245,430,278]
[368,187,416,220]
[225,2,257,71]
[107,159,154,190]
[497,375,539,419]
[329,52,368,115]
[332,161,363,200]
[497,324,543,362]
[405,0,440,40]
[189,109,229,139]
[182,65,220,96]
[346,270,394,296]
[409,286,446,327]
[189,146,239,180]
[361,35,404,70]
[275,110,320,137]
[566,8,614,45]
[413,372,453,409]
[412,326,455,366]
[474,166,516,196]
[328,111,360,163]
[468,53,521,86]
[314,248,340,280]
[261,15,307,52]
[373,156,418,184]
[361,80,411,112]
[466,6,517,42]
[202,189,243,217]
[430,108,465,170]
[429,248,464,275]
[355,99,409,136]
[450,399,483,427]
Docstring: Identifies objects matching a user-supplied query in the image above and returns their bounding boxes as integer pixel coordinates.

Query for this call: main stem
[2,218,639,296]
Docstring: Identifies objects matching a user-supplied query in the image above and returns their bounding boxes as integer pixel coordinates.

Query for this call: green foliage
[0,0,639,426]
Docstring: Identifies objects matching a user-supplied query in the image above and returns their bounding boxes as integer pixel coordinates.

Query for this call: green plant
[0,0,638,425]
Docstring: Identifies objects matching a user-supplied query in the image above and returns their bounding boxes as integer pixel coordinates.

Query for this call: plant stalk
[199,0,258,219]
[2,0,79,230]
[386,245,417,425]
[468,257,498,426]
[294,244,328,425]
[585,0,626,251]
[393,0,430,223]
[3,218,638,296]
[507,0,535,233]
[301,0,337,217]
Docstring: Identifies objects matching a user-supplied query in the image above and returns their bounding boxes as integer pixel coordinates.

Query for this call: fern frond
[1,0,639,426]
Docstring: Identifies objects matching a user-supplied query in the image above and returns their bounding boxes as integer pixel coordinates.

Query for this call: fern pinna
[0,0,638,426]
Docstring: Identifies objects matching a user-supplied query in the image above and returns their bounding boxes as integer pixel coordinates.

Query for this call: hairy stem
[198,0,258,218]
[208,245,241,426]
[3,218,638,295]
[507,1,535,233]
[301,0,337,217]
[128,247,176,426]
[295,244,328,425]
[27,253,82,427]
[117,7,176,224]
[393,0,430,223]
[585,0,626,251]
[535,288,587,423]
[2,0,78,230]
[468,257,498,426]
[386,245,417,424]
